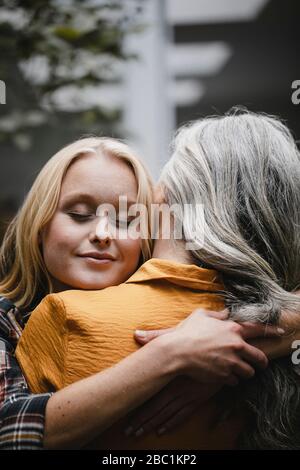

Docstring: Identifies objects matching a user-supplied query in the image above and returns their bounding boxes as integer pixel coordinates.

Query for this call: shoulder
[27,293,67,332]
[55,284,133,312]
[16,293,68,371]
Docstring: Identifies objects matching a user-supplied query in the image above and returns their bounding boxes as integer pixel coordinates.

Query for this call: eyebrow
[59,192,95,206]
[60,192,137,206]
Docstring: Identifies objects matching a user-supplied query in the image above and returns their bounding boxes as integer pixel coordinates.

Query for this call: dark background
[175,0,300,138]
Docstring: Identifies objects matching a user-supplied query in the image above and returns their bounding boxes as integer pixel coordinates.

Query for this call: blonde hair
[0,137,154,310]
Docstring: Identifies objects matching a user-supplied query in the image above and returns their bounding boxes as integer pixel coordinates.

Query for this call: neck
[152,237,193,264]
[50,276,72,293]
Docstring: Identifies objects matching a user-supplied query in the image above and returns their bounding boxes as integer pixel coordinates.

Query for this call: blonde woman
[13,110,300,449]
[0,135,280,450]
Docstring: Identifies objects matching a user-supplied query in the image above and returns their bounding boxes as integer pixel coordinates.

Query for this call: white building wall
[122,0,174,181]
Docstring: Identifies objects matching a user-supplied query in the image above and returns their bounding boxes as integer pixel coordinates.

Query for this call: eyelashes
[67,212,132,227]
[68,212,94,221]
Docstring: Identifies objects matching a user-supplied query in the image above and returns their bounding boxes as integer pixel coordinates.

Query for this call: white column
[123,0,174,181]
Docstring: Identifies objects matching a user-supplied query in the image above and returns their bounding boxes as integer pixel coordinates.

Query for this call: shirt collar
[125,258,224,291]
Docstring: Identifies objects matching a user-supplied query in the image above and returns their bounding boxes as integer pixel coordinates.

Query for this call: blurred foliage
[0,0,146,150]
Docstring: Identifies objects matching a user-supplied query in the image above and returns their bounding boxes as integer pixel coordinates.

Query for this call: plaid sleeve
[0,297,52,450]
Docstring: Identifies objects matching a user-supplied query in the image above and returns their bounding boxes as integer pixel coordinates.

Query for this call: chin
[74,276,117,290]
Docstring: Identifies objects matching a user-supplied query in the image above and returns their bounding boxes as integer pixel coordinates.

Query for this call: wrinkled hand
[134,309,284,386]
[124,376,220,439]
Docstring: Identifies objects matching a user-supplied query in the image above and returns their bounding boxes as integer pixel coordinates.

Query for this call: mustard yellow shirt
[16,259,244,449]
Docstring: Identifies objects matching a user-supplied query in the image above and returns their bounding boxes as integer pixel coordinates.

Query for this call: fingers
[239,342,268,369]
[125,398,199,438]
[238,322,285,339]
[205,308,229,321]
[134,327,175,344]
[124,399,178,438]
[232,360,255,380]
[154,403,196,436]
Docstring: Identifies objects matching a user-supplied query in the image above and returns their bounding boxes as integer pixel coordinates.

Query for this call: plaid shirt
[0,296,51,450]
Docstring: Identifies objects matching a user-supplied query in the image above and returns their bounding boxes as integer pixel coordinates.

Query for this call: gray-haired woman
[135,108,300,449]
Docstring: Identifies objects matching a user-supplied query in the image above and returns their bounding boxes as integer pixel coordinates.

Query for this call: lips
[79,252,116,261]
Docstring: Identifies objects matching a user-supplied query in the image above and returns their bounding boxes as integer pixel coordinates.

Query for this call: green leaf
[54,26,83,42]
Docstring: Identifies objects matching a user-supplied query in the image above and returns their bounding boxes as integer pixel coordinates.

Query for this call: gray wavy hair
[159,107,300,449]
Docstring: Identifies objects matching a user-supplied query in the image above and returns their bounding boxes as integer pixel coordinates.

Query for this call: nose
[89,216,112,247]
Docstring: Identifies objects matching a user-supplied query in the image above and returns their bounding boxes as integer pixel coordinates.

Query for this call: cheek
[42,215,82,261]
[118,238,141,267]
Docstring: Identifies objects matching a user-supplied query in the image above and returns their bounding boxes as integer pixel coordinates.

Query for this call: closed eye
[68,212,94,221]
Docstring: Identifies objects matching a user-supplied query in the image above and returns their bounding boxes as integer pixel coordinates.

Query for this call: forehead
[60,152,138,203]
